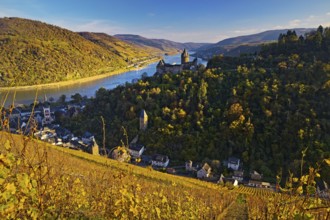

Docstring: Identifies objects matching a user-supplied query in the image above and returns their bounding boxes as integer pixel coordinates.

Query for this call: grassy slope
[1,132,329,219]
[0,17,152,87]
[0,132,236,219]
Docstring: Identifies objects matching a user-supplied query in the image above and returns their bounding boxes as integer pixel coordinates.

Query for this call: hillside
[195,28,314,58]
[62,26,330,184]
[0,132,236,219]
[1,132,329,218]
[115,34,209,54]
[0,17,153,87]
[79,32,160,62]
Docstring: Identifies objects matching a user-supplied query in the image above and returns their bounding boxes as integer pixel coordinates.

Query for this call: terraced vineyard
[234,185,275,196]
[234,186,330,219]
[1,131,329,219]
[0,132,237,219]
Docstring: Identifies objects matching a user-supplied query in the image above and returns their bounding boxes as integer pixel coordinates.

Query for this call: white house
[151,154,169,167]
[128,144,145,158]
[228,157,240,171]
[197,163,211,179]
[42,106,54,126]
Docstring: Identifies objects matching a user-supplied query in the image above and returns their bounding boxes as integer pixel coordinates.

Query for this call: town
[3,97,328,197]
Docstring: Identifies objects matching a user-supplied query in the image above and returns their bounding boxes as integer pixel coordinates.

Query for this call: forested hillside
[115,34,209,54]
[0,17,152,87]
[195,28,313,58]
[61,26,330,182]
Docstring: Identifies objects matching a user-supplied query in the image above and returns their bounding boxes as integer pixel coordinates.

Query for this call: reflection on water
[0,53,207,107]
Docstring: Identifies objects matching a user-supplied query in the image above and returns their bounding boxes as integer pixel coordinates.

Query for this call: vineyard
[234,186,330,219]
[0,132,329,219]
[0,132,237,219]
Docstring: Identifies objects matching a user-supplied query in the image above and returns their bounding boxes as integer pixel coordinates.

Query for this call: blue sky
[1,0,329,43]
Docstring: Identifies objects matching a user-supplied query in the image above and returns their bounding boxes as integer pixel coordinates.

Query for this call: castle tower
[181,49,189,64]
[139,109,148,131]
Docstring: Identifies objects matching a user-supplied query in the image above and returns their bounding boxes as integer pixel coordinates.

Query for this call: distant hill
[195,28,314,58]
[78,32,158,63]
[115,34,209,54]
[0,17,153,87]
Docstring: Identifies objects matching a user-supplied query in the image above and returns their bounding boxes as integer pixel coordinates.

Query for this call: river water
[0,53,206,107]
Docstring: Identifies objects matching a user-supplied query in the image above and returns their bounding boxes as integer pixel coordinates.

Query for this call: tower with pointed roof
[139,109,148,131]
[181,49,189,64]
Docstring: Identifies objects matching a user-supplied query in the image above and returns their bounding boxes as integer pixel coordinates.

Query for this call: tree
[71,93,83,103]
[57,94,66,104]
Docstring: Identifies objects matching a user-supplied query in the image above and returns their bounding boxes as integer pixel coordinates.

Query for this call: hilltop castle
[156,49,198,74]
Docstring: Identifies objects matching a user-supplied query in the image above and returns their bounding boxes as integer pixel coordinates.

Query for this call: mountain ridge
[195,28,315,58]
[115,34,210,54]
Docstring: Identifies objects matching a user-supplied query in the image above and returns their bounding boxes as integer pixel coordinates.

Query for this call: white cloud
[147,13,155,17]
[274,13,330,30]
[289,19,301,27]
[233,29,259,35]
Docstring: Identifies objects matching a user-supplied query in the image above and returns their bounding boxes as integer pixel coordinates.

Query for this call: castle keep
[156,49,198,74]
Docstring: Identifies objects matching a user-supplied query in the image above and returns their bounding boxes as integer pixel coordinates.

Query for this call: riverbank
[0,57,160,92]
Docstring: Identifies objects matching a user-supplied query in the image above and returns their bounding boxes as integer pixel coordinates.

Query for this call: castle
[156,49,198,74]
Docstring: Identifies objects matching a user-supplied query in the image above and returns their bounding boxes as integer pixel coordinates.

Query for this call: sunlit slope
[0,132,235,219]
[0,17,146,87]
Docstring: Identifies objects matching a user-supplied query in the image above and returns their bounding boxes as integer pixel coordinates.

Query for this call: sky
[0,0,330,43]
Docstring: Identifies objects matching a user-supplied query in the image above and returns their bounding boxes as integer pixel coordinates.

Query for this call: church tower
[181,49,189,64]
[139,109,148,131]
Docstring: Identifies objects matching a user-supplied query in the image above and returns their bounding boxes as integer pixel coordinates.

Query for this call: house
[42,106,54,126]
[247,180,271,188]
[197,163,211,179]
[228,157,240,171]
[82,131,94,145]
[250,170,262,180]
[128,144,145,158]
[151,154,169,167]
[185,160,193,171]
[248,180,262,188]
[232,170,244,182]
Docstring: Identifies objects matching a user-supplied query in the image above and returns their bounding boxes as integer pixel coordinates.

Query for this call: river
[0,53,207,107]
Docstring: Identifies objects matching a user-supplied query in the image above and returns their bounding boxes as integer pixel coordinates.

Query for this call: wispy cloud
[233,28,259,35]
[50,19,127,35]
[274,14,330,29]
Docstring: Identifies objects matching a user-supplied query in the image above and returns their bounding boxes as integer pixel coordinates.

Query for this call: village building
[128,144,145,158]
[151,154,169,167]
[232,170,244,182]
[227,157,240,171]
[185,160,193,171]
[82,131,94,145]
[197,163,212,179]
[156,49,198,74]
[250,170,263,180]
[42,106,54,126]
